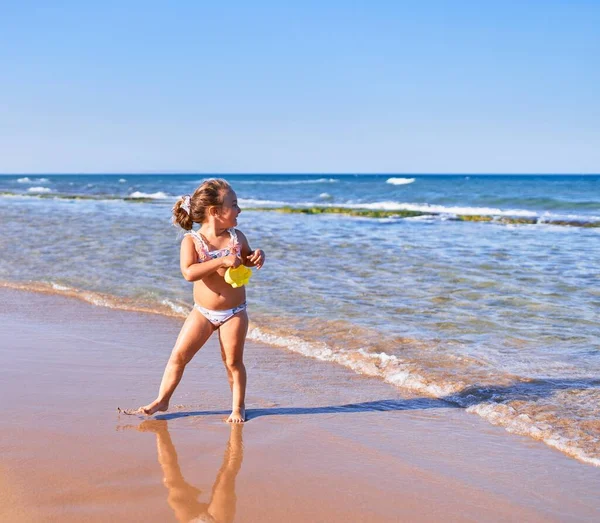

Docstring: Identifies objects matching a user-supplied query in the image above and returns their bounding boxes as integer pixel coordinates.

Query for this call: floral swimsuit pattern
[185,228,241,262]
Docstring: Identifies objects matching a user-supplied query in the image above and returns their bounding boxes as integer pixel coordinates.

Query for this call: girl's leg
[217,311,249,423]
[220,344,234,392]
[140,309,215,415]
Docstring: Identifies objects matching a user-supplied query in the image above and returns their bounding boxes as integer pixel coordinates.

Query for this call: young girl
[139,179,265,423]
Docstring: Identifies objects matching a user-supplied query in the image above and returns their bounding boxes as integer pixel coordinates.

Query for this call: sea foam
[128,191,170,199]
[18,177,49,183]
[386,177,415,185]
[238,198,582,221]
[239,198,290,207]
[247,326,462,398]
[161,299,190,316]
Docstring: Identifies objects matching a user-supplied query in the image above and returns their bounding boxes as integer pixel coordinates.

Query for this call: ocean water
[1,173,599,465]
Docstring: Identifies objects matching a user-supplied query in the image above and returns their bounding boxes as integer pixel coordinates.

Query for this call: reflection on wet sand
[137,420,244,523]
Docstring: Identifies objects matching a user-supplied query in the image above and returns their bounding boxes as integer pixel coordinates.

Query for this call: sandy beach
[1,287,600,522]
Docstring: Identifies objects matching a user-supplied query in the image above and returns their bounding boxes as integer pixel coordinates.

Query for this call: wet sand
[1,288,600,522]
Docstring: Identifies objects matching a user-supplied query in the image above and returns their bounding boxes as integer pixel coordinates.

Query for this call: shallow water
[1,173,599,465]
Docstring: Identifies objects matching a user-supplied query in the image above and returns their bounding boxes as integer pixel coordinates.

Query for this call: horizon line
[1,172,598,176]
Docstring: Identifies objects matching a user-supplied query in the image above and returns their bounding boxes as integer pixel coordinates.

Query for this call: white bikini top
[185,228,241,263]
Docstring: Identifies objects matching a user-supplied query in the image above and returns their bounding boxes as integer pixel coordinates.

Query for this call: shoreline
[2,288,600,521]
[3,279,600,469]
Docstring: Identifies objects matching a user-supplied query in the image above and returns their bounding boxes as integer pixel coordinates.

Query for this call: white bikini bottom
[193,302,247,327]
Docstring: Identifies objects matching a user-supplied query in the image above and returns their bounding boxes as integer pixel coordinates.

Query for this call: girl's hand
[247,249,265,269]
[223,255,242,268]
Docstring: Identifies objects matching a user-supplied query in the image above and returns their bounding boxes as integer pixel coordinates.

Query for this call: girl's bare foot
[138,399,169,416]
[227,407,246,423]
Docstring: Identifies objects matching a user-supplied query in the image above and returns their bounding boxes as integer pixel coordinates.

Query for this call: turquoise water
[1,173,599,465]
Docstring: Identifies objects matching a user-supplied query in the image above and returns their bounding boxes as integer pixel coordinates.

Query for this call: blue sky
[1,1,598,174]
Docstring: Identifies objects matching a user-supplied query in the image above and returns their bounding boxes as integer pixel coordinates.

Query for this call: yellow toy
[224,265,252,288]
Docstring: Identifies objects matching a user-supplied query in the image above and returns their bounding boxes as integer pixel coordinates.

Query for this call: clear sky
[1,1,598,174]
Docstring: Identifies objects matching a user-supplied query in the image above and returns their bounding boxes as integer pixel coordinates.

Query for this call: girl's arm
[180,236,240,282]
[236,230,265,270]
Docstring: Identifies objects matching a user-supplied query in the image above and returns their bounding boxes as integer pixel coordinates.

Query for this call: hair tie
[180,195,191,215]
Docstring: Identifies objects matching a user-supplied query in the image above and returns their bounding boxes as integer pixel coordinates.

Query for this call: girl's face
[216,190,241,227]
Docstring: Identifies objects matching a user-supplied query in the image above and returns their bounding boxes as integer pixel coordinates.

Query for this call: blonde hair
[172,178,232,230]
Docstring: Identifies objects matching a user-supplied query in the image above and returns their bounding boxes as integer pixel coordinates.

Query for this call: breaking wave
[17,177,49,183]
[386,177,415,185]
[128,191,170,199]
